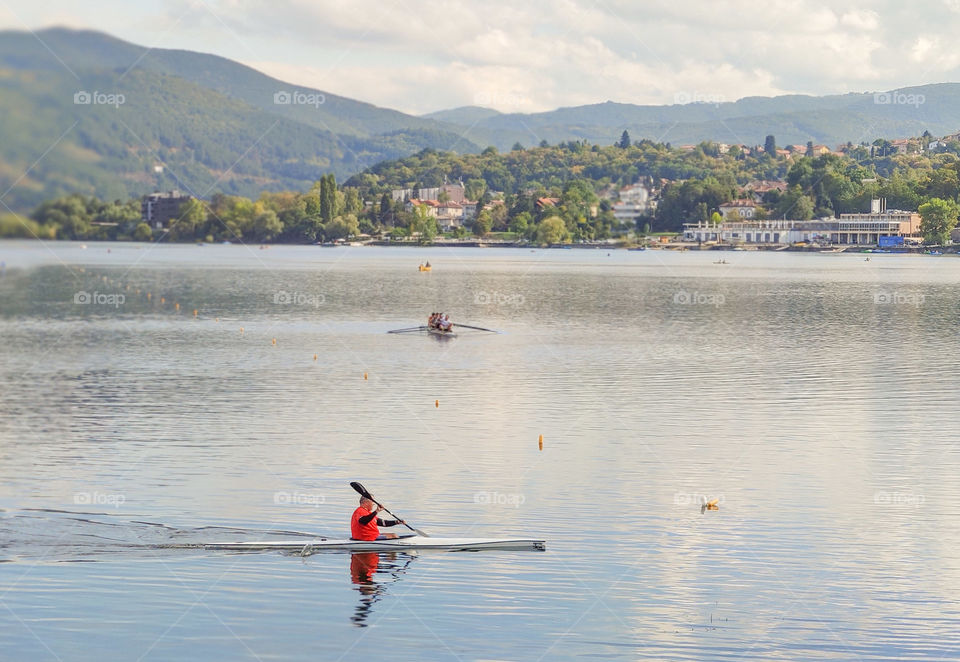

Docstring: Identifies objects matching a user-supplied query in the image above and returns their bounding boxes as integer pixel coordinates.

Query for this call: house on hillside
[535,197,561,212]
[719,199,758,220]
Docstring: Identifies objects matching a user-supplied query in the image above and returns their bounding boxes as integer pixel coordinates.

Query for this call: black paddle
[450,322,499,333]
[350,482,428,537]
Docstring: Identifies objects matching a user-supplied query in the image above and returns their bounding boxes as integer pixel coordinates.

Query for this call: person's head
[359,496,374,511]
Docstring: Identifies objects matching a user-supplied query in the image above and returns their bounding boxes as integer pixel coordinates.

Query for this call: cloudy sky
[2,0,960,115]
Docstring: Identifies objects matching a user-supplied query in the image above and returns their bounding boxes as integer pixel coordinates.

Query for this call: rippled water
[1,240,960,660]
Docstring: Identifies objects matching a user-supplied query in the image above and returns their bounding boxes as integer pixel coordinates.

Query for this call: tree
[319,173,337,223]
[324,214,360,241]
[918,198,960,245]
[251,209,282,241]
[465,178,487,202]
[509,211,531,236]
[775,187,815,220]
[132,223,153,242]
[410,205,437,244]
[511,142,524,151]
[618,130,631,149]
[473,210,493,237]
[171,198,207,240]
[764,135,776,156]
[710,211,723,225]
[536,216,569,244]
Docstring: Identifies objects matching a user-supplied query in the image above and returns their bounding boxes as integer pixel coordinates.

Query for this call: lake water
[1,240,959,660]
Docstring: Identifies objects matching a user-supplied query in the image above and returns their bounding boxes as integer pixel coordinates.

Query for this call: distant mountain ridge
[0,28,481,210]
[445,86,960,150]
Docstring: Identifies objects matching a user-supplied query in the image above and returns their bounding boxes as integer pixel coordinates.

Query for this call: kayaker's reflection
[350,552,414,627]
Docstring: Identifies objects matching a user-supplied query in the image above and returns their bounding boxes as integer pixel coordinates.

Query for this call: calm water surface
[1,241,959,660]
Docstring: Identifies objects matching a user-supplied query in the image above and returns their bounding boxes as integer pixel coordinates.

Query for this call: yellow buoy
[706,498,719,507]
[538,434,543,451]
[174,303,180,311]
[193,309,198,317]
[313,354,318,361]
[272,338,277,345]
[240,327,244,335]
[147,293,152,300]
[363,372,368,380]
[435,399,439,408]
[160,297,165,304]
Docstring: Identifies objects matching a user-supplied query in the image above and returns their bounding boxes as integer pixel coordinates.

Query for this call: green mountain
[450,87,960,150]
[0,28,480,211]
[422,106,504,125]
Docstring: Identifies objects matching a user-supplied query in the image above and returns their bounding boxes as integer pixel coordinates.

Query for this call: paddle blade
[350,482,372,499]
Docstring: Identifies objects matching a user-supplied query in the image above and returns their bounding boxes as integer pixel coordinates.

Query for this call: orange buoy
[160,297,165,304]
[538,434,543,451]
[174,302,180,311]
[272,338,277,345]
[363,372,368,380]
[240,327,244,335]
[313,354,318,361]
[435,399,439,408]
[193,309,198,317]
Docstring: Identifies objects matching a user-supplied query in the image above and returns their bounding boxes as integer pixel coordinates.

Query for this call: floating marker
[193,309,198,317]
[174,302,180,311]
[215,317,219,323]
[313,354,318,361]
[272,338,277,345]
[363,372,368,380]
[706,498,719,508]
[160,297,165,304]
[539,434,543,451]
[147,293,151,300]
[240,327,244,335]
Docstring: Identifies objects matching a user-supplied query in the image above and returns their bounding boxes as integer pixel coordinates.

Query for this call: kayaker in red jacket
[351,497,404,541]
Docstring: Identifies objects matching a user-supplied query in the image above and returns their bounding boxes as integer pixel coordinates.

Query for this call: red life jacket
[351,506,379,540]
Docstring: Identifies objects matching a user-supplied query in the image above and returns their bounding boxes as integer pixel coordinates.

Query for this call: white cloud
[3,0,960,114]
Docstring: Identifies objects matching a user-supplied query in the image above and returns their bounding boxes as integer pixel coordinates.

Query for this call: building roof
[719,199,757,208]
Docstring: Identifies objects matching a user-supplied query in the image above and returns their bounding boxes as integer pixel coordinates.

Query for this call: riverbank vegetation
[5,135,960,244]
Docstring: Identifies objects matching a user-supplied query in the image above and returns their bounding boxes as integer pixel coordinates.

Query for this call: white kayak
[202,535,545,553]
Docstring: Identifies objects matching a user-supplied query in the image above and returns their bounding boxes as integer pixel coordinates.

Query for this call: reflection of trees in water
[350,552,415,627]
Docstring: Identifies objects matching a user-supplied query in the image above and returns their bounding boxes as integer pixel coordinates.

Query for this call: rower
[351,496,405,541]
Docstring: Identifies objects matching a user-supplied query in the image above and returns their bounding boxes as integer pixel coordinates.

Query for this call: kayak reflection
[350,552,415,627]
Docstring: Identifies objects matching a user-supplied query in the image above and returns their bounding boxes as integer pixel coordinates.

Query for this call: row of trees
[7,134,960,244]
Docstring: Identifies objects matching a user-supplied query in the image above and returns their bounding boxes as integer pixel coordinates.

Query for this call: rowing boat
[427,326,456,338]
[201,535,545,553]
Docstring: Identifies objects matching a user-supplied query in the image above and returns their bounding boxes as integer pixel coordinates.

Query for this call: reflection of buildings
[350,552,414,627]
